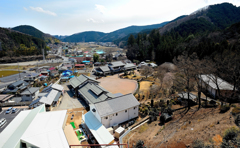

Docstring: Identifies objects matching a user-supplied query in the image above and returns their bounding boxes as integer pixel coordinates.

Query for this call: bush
[223,127,239,141]
[232,107,240,115]
[192,139,204,148]
[220,105,230,113]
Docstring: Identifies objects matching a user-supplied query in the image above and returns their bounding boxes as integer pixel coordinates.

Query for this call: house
[90,93,140,128]
[69,74,100,97]
[64,64,73,70]
[0,94,14,103]
[0,105,69,148]
[2,80,29,95]
[40,71,49,76]
[48,67,55,71]
[123,63,137,71]
[78,83,115,105]
[23,73,40,83]
[50,70,59,77]
[39,75,48,81]
[21,87,40,101]
[39,89,63,111]
[75,64,85,69]
[95,65,111,75]
[94,62,102,66]
[199,74,235,99]
[108,61,125,73]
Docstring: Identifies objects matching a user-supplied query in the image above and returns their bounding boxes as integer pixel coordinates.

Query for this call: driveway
[53,82,86,111]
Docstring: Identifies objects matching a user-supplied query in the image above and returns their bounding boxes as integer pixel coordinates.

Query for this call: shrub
[232,107,240,115]
[223,126,239,141]
[192,139,204,148]
[220,105,230,113]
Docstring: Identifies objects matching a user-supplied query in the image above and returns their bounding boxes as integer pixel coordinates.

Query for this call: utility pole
[18,61,21,81]
[42,48,45,63]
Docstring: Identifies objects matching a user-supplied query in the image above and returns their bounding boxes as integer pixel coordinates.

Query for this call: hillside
[126,2,240,64]
[62,22,169,42]
[62,31,106,42]
[0,27,47,58]
[12,25,60,44]
[158,2,240,35]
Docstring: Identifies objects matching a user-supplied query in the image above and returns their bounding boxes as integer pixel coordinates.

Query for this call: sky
[1,0,240,35]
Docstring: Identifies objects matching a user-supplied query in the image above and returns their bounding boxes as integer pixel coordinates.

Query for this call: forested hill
[62,21,169,42]
[158,2,240,35]
[12,25,60,44]
[0,27,48,58]
[126,2,240,64]
[63,31,106,42]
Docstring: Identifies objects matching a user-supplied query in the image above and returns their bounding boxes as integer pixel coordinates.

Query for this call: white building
[90,93,140,128]
[0,104,68,148]
[199,74,235,98]
[20,87,40,101]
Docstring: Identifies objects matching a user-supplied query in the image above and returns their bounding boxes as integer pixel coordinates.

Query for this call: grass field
[0,70,20,77]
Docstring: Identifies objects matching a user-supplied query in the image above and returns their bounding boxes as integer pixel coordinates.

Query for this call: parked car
[0,118,6,127]
[12,108,17,113]
[5,107,12,114]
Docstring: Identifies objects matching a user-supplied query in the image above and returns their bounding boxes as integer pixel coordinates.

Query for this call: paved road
[0,72,30,83]
[0,106,28,133]
[53,82,86,111]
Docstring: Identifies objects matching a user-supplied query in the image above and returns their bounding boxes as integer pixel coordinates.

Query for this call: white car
[0,118,6,127]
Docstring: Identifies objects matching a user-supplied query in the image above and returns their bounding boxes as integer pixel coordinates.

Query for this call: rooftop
[94,93,140,117]
[69,74,99,89]
[20,87,40,95]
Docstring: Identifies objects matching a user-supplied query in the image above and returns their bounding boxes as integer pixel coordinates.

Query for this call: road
[0,106,28,133]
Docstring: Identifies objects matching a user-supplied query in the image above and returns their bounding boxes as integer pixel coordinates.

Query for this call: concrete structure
[0,105,68,148]
[90,93,140,128]
[20,87,40,101]
[199,74,235,98]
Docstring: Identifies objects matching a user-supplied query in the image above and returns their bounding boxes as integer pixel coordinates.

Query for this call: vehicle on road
[12,108,17,113]
[5,107,12,114]
[0,118,6,127]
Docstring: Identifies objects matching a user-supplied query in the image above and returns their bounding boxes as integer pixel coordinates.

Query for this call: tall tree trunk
[198,90,201,109]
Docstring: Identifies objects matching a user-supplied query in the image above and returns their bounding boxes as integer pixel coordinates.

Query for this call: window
[116,113,118,116]
[105,117,108,119]
[125,110,127,113]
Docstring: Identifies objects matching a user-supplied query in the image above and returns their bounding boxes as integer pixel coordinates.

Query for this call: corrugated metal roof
[109,61,125,68]
[51,84,64,92]
[53,91,62,102]
[124,63,136,70]
[100,65,110,72]
[40,89,59,105]
[200,74,234,90]
[90,84,103,96]
[94,93,140,117]
[21,87,40,95]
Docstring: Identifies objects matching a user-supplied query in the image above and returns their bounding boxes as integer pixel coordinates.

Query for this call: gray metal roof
[124,63,136,70]
[11,80,29,87]
[94,93,140,117]
[21,87,40,95]
[109,61,125,68]
[99,65,110,72]
[78,83,109,104]
[199,74,234,90]
[53,91,62,102]
[69,74,99,88]
[29,98,41,106]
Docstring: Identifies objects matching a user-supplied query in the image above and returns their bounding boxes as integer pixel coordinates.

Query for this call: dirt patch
[139,81,152,91]
[66,108,87,129]
[98,74,137,95]
[127,106,236,148]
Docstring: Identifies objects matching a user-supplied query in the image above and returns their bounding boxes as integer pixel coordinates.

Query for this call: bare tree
[173,52,196,109]
[140,66,154,78]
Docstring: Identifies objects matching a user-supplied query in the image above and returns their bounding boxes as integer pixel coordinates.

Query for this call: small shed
[115,126,124,139]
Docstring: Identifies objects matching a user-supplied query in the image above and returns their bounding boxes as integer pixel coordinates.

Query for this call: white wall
[90,104,101,122]
[21,90,40,102]
[100,106,139,128]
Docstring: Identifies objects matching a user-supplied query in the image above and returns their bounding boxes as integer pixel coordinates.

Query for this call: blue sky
[1,0,240,35]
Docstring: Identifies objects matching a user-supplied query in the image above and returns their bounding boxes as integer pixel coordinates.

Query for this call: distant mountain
[53,35,68,40]
[63,31,106,42]
[158,2,240,34]
[62,21,169,42]
[12,25,60,44]
[0,27,47,58]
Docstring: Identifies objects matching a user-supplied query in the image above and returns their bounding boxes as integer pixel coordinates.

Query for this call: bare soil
[98,74,138,95]
[126,106,236,148]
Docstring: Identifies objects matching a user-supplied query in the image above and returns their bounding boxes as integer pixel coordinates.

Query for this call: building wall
[100,106,139,128]
[90,104,101,122]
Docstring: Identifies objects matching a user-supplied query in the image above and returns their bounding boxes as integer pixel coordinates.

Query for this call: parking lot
[0,106,28,133]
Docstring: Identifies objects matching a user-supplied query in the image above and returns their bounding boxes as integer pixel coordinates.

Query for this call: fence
[0,101,32,107]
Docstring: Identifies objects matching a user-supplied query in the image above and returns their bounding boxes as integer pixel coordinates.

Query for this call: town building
[20,87,40,101]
